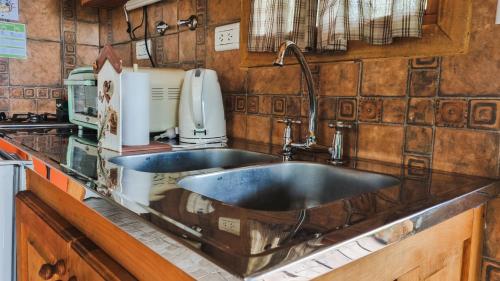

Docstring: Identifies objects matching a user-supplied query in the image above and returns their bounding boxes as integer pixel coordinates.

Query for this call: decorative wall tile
[36,88,49,99]
[246,115,271,143]
[259,96,272,114]
[76,45,99,67]
[0,60,8,73]
[358,124,404,163]
[319,62,359,96]
[51,89,64,99]
[21,0,61,41]
[247,96,259,114]
[286,97,301,117]
[318,97,336,119]
[10,99,36,114]
[223,95,234,112]
[405,126,433,154]
[358,98,382,122]
[179,31,197,62]
[76,22,99,46]
[337,98,357,121]
[23,88,35,99]
[361,59,408,96]
[435,99,468,128]
[162,34,179,64]
[411,57,440,69]
[0,87,8,98]
[0,99,9,111]
[9,87,22,98]
[227,113,246,139]
[409,70,439,97]
[433,128,499,177]
[248,66,301,95]
[469,100,500,130]
[208,0,241,25]
[234,95,246,112]
[37,99,56,114]
[0,73,8,86]
[62,0,76,20]
[408,98,434,125]
[272,97,286,115]
[382,99,406,124]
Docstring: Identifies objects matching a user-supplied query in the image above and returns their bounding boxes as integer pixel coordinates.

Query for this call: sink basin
[177,162,401,211]
[108,148,279,173]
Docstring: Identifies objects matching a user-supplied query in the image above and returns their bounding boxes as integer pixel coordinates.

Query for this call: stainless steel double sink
[109,148,400,212]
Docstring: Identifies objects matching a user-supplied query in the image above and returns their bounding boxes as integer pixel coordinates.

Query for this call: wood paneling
[25,169,194,281]
[314,206,484,281]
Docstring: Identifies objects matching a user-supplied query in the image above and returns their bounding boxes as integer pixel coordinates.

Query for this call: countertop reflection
[2,128,499,280]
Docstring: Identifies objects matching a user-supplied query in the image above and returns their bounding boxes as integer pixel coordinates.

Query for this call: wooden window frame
[240,0,472,68]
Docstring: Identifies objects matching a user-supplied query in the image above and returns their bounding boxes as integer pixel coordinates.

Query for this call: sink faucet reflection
[274,40,318,159]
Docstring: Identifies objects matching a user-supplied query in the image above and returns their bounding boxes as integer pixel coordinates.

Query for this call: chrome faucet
[274,41,317,148]
[278,118,301,161]
[328,121,352,165]
[274,41,318,160]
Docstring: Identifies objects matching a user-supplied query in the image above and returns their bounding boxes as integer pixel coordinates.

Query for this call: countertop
[2,127,499,280]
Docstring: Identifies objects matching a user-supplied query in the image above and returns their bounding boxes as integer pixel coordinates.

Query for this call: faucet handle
[278,118,302,126]
[328,121,352,129]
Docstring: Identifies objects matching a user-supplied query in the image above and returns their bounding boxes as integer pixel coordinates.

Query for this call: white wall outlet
[215,22,240,52]
[136,40,153,60]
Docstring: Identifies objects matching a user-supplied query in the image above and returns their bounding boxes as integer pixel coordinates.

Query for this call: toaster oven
[65,66,185,133]
[65,67,98,130]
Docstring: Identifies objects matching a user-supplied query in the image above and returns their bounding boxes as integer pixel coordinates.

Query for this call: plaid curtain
[317,0,427,51]
[248,0,318,52]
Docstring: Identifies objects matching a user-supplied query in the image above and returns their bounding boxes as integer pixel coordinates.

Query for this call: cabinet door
[68,237,137,281]
[16,192,82,281]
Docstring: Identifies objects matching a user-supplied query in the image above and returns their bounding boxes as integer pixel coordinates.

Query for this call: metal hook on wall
[178,15,198,30]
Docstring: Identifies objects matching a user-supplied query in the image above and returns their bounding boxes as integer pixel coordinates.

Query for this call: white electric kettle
[179,68,227,144]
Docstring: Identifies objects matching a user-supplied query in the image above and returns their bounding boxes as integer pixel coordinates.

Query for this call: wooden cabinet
[315,206,484,281]
[16,191,136,281]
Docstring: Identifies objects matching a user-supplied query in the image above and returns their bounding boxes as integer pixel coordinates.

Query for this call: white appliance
[0,150,32,281]
[123,67,185,133]
[179,69,227,144]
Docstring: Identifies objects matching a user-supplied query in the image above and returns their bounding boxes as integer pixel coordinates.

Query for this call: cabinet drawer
[16,192,82,280]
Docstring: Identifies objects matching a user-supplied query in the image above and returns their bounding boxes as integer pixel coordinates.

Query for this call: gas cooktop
[0,112,77,129]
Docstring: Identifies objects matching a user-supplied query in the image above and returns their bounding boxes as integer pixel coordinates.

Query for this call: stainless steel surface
[274,41,317,148]
[109,148,279,173]
[278,118,301,161]
[177,15,198,30]
[328,121,353,165]
[178,162,400,211]
[3,130,500,281]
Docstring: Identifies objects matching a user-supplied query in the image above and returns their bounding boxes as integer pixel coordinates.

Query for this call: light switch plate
[136,40,153,60]
[215,22,240,52]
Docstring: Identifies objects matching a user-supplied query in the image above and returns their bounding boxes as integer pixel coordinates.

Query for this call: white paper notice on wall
[496,0,500,24]
[0,0,19,21]
[0,21,26,59]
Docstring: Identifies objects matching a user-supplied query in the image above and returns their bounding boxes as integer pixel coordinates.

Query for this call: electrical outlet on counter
[215,23,240,52]
[136,40,153,60]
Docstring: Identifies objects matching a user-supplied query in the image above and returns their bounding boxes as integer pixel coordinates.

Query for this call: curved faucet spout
[273,40,317,147]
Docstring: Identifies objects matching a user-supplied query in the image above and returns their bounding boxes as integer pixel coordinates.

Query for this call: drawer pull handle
[38,259,66,280]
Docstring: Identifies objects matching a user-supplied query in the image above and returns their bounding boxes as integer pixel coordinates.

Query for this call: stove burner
[10,112,58,123]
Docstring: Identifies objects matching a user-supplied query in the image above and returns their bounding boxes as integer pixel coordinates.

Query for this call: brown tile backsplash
[435,99,468,128]
[361,59,408,96]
